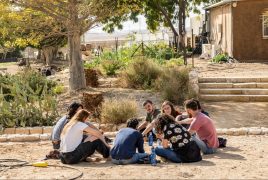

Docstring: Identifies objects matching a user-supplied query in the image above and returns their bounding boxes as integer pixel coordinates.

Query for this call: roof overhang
[204,0,243,10]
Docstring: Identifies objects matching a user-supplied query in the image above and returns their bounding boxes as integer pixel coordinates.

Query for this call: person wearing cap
[111,118,148,165]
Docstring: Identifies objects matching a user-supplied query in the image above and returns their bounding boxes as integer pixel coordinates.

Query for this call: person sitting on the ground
[60,109,110,164]
[51,102,83,149]
[161,101,189,129]
[177,99,219,154]
[51,102,103,150]
[194,99,210,117]
[111,118,148,165]
[154,114,202,163]
[137,100,161,138]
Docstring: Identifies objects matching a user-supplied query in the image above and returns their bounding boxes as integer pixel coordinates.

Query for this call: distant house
[205,0,268,62]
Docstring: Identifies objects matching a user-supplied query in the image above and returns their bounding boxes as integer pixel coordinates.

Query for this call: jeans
[60,139,110,164]
[112,153,148,165]
[192,136,217,154]
[155,146,182,163]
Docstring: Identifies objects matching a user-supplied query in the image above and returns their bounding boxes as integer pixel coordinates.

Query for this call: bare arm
[141,119,157,136]
[175,118,193,125]
[137,121,148,131]
[162,139,169,148]
[83,127,110,148]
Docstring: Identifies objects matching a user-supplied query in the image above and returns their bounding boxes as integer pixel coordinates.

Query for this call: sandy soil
[0,136,268,179]
[193,58,268,78]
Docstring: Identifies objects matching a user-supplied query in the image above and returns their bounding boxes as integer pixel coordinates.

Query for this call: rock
[104,131,118,137]
[43,126,53,134]
[40,134,51,141]
[100,124,114,132]
[91,122,100,129]
[30,127,43,134]
[220,128,228,135]
[248,128,262,135]
[236,127,249,135]
[216,128,224,135]
[15,128,30,135]
[225,128,236,135]
[3,128,16,134]
[8,134,25,142]
[23,134,40,142]
[117,123,126,131]
[0,135,7,142]
[261,127,268,135]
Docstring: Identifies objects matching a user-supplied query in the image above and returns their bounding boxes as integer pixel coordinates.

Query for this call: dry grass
[101,98,138,124]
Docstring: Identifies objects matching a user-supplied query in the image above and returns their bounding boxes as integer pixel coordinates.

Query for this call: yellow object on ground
[32,161,48,167]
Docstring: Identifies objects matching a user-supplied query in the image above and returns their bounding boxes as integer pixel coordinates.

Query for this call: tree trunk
[68,32,86,91]
[178,0,187,65]
[42,46,58,66]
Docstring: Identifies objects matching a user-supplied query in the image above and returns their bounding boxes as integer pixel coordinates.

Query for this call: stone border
[1,126,53,135]
[0,127,267,143]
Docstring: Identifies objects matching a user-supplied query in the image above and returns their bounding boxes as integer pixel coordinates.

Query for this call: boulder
[0,135,7,142]
[8,134,25,142]
[104,131,118,137]
[23,134,40,142]
[261,127,268,135]
[43,126,53,134]
[30,127,43,134]
[15,128,30,135]
[40,134,51,141]
[248,128,262,135]
[235,127,249,135]
[3,128,16,134]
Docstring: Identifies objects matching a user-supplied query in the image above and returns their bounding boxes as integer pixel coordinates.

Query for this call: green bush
[118,58,162,89]
[164,58,184,68]
[101,98,137,124]
[53,84,65,94]
[0,70,58,128]
[101,59,123,76]
[155,67,195,105]
[212,53,228,63]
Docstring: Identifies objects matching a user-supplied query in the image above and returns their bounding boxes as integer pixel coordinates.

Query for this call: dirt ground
[0,135,268,179]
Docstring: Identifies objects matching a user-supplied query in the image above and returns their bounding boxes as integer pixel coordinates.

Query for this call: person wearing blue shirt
[111,118,148,165]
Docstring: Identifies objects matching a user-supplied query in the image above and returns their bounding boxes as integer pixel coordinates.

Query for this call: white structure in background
[185,15,205,48]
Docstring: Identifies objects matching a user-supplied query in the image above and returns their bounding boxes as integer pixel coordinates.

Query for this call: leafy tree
[6,0,138,91]
[0,2,67,65]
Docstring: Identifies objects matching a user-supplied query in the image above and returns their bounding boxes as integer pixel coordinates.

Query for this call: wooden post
[192,29,194,68]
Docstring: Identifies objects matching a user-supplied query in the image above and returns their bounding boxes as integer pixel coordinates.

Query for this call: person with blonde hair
[60,109,110,164]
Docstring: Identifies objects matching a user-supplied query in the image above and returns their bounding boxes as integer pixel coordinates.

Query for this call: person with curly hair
[155,114,202,163]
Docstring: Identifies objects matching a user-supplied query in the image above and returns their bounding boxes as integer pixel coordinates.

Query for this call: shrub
[101,59,123,76]
[101,98,137,124]
[155,67,196,105]
[0,70,59,128]
[164,58,184,68]
[118,58,162,89]
[212,53,228,63]
[53,84,65,94]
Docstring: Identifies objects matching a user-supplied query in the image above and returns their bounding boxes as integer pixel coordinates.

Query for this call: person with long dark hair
[60,109,110,164]
[155,114,202,163]
[51,102,84,149]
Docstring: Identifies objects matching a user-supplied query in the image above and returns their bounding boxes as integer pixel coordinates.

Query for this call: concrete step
[200,88,268,95]
[199,82,268,89]
[199,77,268,83]
[200,94,268,102]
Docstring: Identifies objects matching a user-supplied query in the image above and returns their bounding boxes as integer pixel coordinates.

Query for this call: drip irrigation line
[0,159,83,180]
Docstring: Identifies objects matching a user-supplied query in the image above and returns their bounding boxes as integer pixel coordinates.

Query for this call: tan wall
[209,4,233,56]
[233,0,268,61]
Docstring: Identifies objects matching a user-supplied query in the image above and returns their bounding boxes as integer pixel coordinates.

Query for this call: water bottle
[150,146,157,166]
[157,139,162,147]
[148,132,153,146]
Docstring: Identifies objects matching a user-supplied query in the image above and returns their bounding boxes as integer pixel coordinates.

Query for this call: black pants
[60,139,110,164]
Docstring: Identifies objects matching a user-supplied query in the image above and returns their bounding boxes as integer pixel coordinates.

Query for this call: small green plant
[164,58,184,68]
[212,53,228,63]
[101,98,138,124]
[101,59,123,76]
[53,84,65,94]
[118,58,162,89]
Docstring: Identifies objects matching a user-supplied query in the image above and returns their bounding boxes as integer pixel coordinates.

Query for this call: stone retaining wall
[0,127,267,143]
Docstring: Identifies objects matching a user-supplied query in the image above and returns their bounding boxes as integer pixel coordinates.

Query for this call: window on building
[263,15,268,38]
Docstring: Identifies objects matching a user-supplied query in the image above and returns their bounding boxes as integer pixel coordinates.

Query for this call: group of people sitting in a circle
[50,98,220,164]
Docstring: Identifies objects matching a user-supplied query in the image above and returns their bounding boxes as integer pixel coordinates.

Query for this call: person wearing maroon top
[177,99,219,154]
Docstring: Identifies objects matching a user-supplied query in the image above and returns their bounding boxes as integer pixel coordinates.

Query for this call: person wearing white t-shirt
[60,109,110,164]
